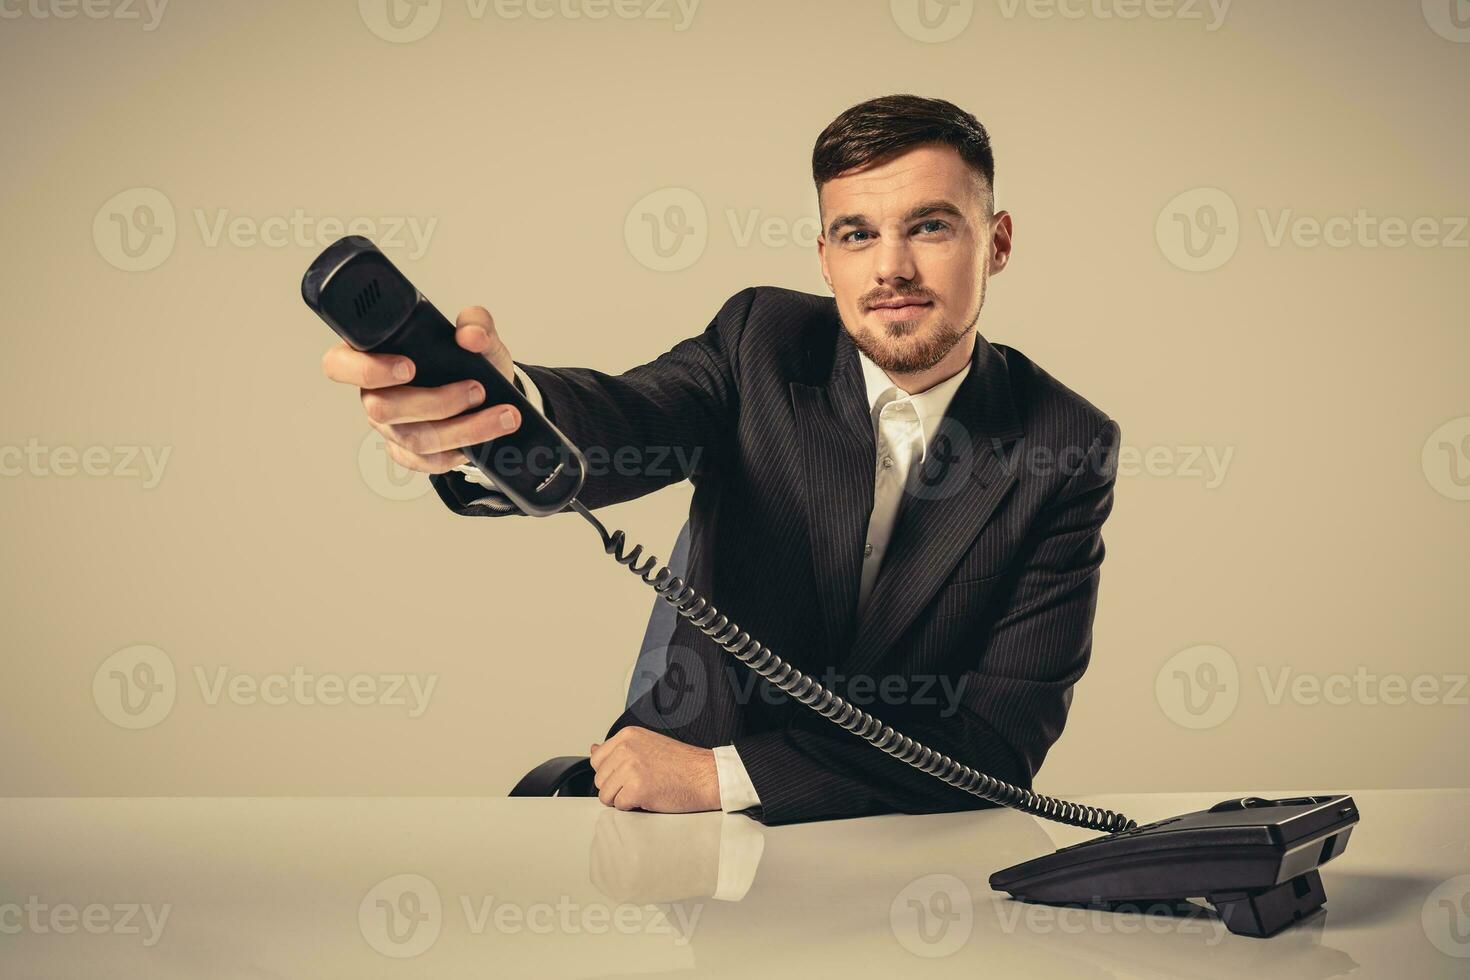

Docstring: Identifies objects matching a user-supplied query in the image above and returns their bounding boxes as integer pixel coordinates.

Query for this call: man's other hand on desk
[589,727,721,814]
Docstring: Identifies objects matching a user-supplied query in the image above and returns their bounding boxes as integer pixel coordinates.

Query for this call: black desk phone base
[302,236,1361,939]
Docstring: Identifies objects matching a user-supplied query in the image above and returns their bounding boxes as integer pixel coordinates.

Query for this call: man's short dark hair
[812,94,995,210]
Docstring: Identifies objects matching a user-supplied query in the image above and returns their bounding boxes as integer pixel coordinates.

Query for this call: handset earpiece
[302,236,585,517]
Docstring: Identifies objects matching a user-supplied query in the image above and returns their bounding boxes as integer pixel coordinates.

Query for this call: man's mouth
[866,296,934,322]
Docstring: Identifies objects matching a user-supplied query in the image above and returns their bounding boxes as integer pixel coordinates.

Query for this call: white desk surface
[1,789,1466,978]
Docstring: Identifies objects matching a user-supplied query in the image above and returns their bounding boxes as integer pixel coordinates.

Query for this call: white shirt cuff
[454,365,544,491]
[712,743,762,813]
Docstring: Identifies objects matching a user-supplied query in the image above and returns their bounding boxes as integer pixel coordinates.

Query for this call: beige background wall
[1,0,1465,797]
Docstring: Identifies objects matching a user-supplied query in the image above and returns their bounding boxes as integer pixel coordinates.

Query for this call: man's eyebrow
[825,200,969,237]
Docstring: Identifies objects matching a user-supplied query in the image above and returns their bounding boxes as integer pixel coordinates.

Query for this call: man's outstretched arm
[429,288,756,515]
[322,288,754,514]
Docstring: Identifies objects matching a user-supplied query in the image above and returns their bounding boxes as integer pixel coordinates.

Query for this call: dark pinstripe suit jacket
[431,286,1120,825]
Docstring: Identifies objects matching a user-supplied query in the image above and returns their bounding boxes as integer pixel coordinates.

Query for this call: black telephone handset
[302,237,1360,939]
[302,236,585,517]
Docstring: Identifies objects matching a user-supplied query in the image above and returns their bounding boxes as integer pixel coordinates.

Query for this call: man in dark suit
[321,95,1120,825]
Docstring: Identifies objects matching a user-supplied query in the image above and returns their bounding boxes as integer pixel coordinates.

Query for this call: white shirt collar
[856,346,972,450]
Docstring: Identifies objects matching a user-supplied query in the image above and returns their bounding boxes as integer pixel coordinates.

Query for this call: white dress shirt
[454,350,972,815]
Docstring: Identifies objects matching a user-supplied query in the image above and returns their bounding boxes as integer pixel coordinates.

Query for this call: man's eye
[842,230,873,244]
[915,220,948,235]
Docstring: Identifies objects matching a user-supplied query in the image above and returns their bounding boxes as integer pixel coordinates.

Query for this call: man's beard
[847,281,985,375]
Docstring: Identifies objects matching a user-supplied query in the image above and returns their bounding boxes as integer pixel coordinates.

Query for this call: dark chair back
[625,521,691,708]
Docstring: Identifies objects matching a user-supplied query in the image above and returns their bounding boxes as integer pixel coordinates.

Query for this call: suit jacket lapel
[842,336,1024,681]
[790,322,874,664]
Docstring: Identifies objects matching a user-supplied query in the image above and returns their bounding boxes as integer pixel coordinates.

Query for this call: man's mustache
[862,288,937,309]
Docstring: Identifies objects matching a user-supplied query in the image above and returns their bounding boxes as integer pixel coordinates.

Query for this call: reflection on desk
[0,790,1465,978]
[589,809,767,905]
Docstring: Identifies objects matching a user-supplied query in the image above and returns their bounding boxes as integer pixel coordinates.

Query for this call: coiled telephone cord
[569,499,1136,834]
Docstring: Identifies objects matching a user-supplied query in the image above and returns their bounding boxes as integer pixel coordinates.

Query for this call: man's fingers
[597,760,630,807]
[455,323,494,355]
[590,740,625,773]
[590,729,635,770]
[391,404,521,458]
[324,307,515,479]
[604,767,641,812]
[454,306,514,381]
[361,379,485,426]
[322,342,414,389]
[455,307,498,354]
[365,391,520,474]
[455,305,495,332]
[382,437,468,475]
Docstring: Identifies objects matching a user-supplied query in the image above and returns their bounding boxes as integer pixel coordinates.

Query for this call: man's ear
[816,234,833,292]
[989,210,1014,275]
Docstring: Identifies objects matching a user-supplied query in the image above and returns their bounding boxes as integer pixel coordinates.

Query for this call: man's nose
[874,237,917,285]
